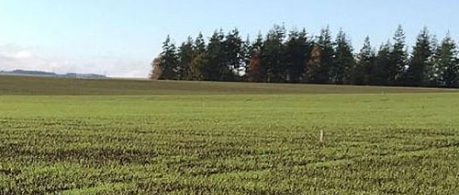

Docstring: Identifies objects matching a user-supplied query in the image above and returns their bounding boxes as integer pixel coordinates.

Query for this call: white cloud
[0,45,150,78]
[0,48,60,72]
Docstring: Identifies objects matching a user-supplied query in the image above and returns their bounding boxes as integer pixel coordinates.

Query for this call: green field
[1,76,459,194]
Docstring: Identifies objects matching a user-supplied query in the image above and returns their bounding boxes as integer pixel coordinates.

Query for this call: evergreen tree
[223,29,244,79]
[427,35,440,86]
[331,29,355,84]
[241,36,252,79]
[190,52,208,81]
[436,34,458,88]
[354,36,375,85]
[177,37,194,80]
[306,26,334,84]
[405,27,432,86]
[158,36,179,80]
[285,28,311,83]
[194,32,206,54]
[205,29,234,81]
[189,32,208,80]
[370,42,392,85]
[262,24,287,83]
[389,25,408,85]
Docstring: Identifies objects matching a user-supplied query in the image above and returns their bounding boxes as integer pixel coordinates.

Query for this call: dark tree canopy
[389,25,408,85]
[354,36,375,85]
[150,25,459,88]
[405,27,433,86]
[153,36,179,80]
[332,29,355,84]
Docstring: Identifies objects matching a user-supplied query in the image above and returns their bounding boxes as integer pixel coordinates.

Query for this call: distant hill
[0,69,107,79]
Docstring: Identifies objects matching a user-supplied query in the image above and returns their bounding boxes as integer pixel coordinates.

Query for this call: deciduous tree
[149,55,163,80]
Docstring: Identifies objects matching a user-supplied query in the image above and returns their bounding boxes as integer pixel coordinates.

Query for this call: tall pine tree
[354,36,375,85]
[223,29,244,79]
[371,42,392,86]
[331,29,355,84]
[405,27,432,86]
[261,24,287,83]
[157,36,179,80]
[436,34,458,88]
[285,28,311,83]
[204,29,236,81]
[177,37,194,80]
[426,35,440,86]
[306,27,334,84]
[190,32,207,80]
[241,36,252,79]
[389,25,408,85]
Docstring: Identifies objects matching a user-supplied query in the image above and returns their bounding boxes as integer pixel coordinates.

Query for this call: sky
[0,0,458,78]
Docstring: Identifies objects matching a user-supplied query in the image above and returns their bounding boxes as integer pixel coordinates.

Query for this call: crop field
[1,76,459,194]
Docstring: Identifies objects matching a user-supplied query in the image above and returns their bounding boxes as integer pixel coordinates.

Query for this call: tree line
[150,25,459,88]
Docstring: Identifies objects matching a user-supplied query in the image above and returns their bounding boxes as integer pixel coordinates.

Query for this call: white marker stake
[319,130,324,143]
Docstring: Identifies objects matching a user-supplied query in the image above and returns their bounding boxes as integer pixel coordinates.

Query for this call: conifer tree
[306,27,333,84]
[354,36,375,85]
[332,29,355,84]
[177,37,194,80]
[206,29,234,81]
[189,32,207,80]
[158,36,179,80]
[262,24,287,83]
[223,29,244,79]
[405,27,432,86]
[427,35,440,86]
[389,25,408,85]
[436,34,458,88]
[285,28,310,83]
[371,42,392,85]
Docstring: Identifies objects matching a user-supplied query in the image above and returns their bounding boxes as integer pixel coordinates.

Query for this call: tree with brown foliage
[247,49,265,82]
[150,56,163,80]
[305,44,322,82]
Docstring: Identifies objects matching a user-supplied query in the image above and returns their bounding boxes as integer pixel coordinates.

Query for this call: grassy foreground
[1,76,459,194]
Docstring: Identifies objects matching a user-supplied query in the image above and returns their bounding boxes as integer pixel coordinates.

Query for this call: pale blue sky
[0,0,457,77]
